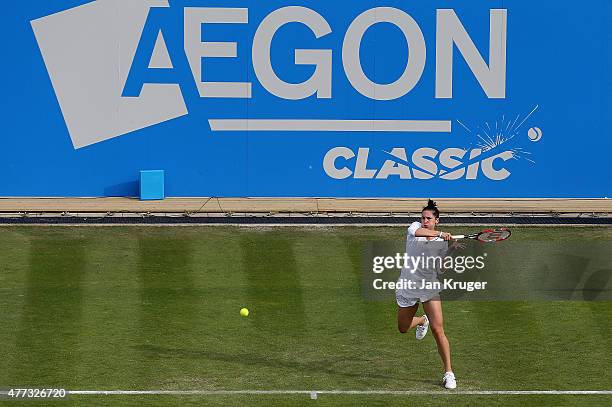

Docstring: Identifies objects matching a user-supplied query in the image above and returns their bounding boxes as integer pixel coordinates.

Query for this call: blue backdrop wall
[2,0,610,197]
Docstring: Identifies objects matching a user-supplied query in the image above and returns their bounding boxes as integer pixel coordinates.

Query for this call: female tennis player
[396,199,459,389]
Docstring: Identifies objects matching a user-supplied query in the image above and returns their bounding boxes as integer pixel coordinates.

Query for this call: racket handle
[451,235,465,239]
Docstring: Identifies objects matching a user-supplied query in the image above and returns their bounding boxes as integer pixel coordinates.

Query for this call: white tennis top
[396,221,448,297]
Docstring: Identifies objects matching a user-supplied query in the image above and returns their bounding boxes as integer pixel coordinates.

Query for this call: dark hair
[422,199,440,218]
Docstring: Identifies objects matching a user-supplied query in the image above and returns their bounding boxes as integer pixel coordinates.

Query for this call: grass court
[1,225,611,406]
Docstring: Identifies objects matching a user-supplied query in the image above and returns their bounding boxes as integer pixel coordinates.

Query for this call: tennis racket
[451,228,511,242]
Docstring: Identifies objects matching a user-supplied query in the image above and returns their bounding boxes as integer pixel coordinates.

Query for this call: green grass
[0,226,610,406]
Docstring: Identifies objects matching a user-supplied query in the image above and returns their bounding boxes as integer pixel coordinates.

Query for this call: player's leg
[422,298,452,372]
[397,304,425,333]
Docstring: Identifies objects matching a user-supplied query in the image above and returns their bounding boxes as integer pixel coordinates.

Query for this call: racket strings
[477,229,511,242]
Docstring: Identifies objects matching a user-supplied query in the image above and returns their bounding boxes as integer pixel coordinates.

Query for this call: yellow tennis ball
[240,308,249,317]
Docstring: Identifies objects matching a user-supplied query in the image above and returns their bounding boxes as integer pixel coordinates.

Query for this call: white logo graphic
[323,107,541,180]
[31,0,187,149]
[32,2,507,150]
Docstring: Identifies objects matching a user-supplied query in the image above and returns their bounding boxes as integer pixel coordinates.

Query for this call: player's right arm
[412,224,451,240]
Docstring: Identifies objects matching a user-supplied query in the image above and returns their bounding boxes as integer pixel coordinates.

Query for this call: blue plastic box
[139,170,165,200]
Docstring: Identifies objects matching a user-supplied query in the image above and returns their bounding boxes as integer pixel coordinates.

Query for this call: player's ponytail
[422,199,440,218]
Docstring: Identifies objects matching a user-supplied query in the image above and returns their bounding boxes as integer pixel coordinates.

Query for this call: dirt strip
[0,197,609,214]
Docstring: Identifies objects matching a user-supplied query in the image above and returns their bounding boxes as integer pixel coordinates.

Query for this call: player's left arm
[438,241,465,274]
[446,240,466,256]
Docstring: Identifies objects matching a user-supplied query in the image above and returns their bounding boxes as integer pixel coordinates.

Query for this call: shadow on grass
[133,344,410,381]
[10,238,86,386]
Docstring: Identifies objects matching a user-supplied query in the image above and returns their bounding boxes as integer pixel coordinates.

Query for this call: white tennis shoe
[415,315,429,340]
[443,372,457,389]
